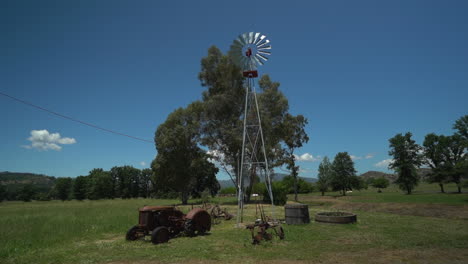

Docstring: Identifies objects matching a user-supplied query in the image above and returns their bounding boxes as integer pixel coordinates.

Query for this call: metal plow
[246,204,284,245]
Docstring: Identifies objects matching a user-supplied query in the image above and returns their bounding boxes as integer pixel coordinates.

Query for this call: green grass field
[1,183,467,264]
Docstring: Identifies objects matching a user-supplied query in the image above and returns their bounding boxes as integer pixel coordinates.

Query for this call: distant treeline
[0,166,218,202]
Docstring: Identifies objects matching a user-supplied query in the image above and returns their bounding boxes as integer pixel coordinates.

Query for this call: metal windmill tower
[229,32,274,225]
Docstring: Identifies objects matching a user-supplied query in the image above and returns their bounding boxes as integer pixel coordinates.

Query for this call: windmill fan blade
[242,33,249,45]
[237,36,246,46]
[256,37,269,47]
[257,40,270,49]
[253,33,260,44]
[248,32,254,44]
[231,44,242,51]
[232,40,243,48]
[252,55,263,66]
[255,35,266,45]
[258,50,271,55]
[258,46,272,51]
[255,53,268,62]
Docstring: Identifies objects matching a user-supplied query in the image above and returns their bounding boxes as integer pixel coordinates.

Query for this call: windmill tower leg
[229,32,274,227]
[236,77,274,227]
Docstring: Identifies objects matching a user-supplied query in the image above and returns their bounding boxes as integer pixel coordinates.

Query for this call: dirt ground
[106,248,468,264]
[301,196,468,220]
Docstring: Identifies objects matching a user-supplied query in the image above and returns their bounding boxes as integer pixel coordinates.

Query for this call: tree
[17,184,36,202]
[453,115,468,140]
[440,134,466,193]
[110,166,141,198]
[350,176,367,191]
[423,133,448,193]
[189,155,220,198]
[389,132,423,194]
[452,115,468,192]
[0,184,6,202]
[198,46,304,202]
[372,177,389,193]
[54,177,72,201]
[198,46,245,191]
[262,181,288,205]
[330,152,357,196]
[282,114,309,201]
[88,169,113,200]
[73,176,88,201]
[317,156,332,196]
[152,102,219,204]
[139,169,153,198]
[282,175,313,194]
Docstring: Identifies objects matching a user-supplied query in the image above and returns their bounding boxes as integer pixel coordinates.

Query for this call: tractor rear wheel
[151,226,170,244]
[126,225,139,241]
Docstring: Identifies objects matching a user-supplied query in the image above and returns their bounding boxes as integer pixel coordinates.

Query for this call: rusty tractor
[126,206,211,244]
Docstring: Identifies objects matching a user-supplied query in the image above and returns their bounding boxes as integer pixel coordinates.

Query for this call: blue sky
[1,0,467,179]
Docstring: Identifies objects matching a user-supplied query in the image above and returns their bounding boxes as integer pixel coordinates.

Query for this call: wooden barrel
[284,204,310,225]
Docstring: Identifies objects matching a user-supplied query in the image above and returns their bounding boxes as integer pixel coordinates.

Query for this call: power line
[0,91,154,144]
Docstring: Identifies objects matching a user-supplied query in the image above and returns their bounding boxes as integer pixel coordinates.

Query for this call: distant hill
[0,171,56,193]
[359,171,397,182]
[359,168,433,183]
[417,168,432,180]
[218,172,317,189]
[271,173,317,183]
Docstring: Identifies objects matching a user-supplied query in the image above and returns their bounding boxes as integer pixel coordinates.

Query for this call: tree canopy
[197,46,309,202]
[152,103,219,204]
[371,177,389,193]
[330,152,357,196]
[389,132,422,194]
[317,156,332,196]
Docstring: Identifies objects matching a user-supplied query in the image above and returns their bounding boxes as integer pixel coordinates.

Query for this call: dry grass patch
[331,202,468,220]
[319,248,468,264]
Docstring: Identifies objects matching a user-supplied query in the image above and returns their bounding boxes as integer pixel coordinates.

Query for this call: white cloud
[299,168,315,174]
[351,153,374,161]
[294,153,321,162]
[374,159,393,168]
[139,161,147,167]
[22,129,76,151]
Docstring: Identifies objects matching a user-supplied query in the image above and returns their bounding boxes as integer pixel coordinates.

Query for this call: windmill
[229,32,274,226]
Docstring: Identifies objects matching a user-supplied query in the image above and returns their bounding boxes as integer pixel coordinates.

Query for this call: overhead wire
[0,91,154,144]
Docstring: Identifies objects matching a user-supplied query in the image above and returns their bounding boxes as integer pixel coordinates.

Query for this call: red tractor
[126,206,211,244]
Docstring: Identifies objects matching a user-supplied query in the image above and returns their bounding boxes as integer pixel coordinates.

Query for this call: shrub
[281,176,314,194]
[219,187,236,195]
[461,180,468,189]
[35,192,51,201]
[263,181,288,205]
[372,177,390,193]
[200,189,211,203]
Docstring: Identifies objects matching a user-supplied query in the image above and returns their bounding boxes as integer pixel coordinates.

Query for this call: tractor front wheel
[151,226,170,244]
[126,226,140,241]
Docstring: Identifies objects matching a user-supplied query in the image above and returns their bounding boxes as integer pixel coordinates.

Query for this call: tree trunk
[293,175,298,202]
[439,183,445,193]
[181,192,189,205]
[342,189,346,196]
[457,185,461,194]
[407,186,412,195]
[321,191,324,196]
